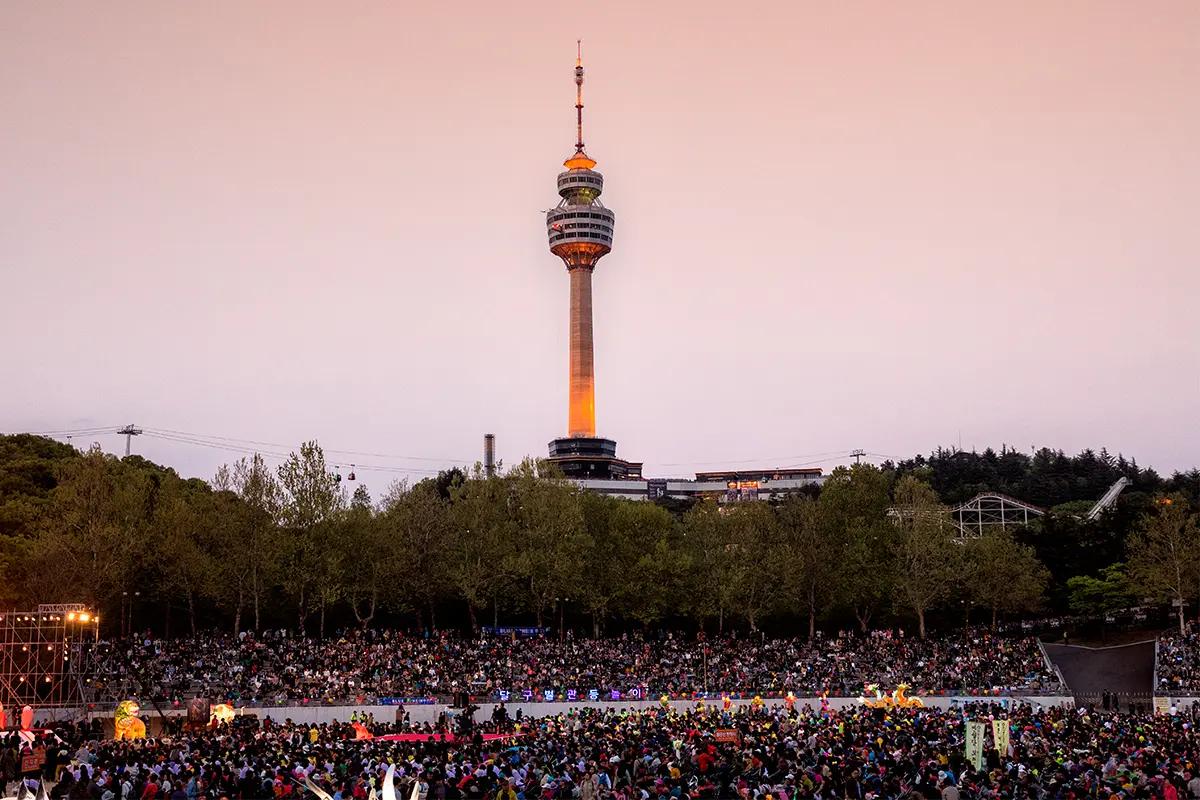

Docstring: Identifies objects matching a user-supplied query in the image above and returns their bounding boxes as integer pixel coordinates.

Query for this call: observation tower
[545,44,640,480]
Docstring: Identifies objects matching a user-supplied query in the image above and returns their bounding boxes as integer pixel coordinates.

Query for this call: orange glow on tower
[546,41,614,439]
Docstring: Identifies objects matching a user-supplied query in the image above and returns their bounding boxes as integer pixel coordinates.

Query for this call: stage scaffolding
[0,604,98,708]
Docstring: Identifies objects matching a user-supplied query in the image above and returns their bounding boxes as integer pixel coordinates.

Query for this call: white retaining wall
[48,696,1073,728]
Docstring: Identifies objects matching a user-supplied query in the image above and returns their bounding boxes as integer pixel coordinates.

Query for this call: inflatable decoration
[0,703,6,729]
[381,763,397,800]
[114,701,146,740]
[302,776,334,800]
[351,721,373,740]
[209,703,237,726]
[19,706,32,732]
[858,683,924,709]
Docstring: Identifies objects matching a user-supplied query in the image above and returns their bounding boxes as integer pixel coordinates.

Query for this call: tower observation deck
[545,44,639,480]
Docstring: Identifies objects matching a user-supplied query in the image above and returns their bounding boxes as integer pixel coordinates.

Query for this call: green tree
[890,476,959,638]
[680,501,740,633]
[379,480,453,631]
[448,471,516,630]
[1066,563,1135,616]
[613,501,681,629]
[820,465,895,632]
[216,454,284,631]
[34,446,153,612]
[778,494,835,639]
[576,492,623,635]
[965,529,1050,627]
[723,502,783,632]
[277,442,345,632]
[507,460,587,629]
[1127,495,1200,634]
[206,489,262,635]
[152,481,219,634]
[339,486,396,628]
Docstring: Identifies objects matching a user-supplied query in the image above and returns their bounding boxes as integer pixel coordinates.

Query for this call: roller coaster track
[949,477,1129,537]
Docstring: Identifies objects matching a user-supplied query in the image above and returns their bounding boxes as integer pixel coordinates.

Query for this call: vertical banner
[992,719,1009,755]
[965,721,986,771]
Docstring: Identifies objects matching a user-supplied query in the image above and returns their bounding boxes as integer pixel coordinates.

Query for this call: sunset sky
[2,1,1197,490]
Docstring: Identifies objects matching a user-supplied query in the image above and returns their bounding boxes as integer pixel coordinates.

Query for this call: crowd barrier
[1072,691,1154,712]
[34,695,1075,729]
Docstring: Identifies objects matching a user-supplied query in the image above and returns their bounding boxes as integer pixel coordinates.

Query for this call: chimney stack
[484,433,496,477]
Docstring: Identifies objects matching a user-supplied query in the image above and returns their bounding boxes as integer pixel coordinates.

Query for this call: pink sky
[2,1,1197,489]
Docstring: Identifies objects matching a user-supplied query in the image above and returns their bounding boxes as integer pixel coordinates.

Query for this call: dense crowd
[1157,629,1200,694]
[8,701,1200,800]
[85,629,1061,705]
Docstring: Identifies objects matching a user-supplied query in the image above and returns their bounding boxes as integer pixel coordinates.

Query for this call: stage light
[79,613,90,623]
[67,613,76,622]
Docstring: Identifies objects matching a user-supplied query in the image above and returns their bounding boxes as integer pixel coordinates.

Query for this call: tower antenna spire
[574,39,585,151]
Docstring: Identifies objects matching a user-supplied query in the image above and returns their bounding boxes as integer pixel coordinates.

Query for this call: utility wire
[140,432,450,476]
[14,423,898,477]
[142,426,474,464]
[652,449,857,468]
[9,426,122,436]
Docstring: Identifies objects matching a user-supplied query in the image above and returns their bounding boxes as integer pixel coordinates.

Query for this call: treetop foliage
[0,435,1195,637]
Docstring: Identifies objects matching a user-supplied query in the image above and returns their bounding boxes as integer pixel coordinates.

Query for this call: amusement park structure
[949,476,1130,537]
[545,44,640,480]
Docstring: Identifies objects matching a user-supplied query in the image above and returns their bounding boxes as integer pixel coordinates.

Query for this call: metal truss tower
[0,604,98,709]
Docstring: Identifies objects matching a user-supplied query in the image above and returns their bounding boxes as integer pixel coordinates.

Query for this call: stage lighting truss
[0,604,98,709]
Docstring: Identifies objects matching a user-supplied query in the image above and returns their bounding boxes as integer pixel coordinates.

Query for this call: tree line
[0,434,1195,638]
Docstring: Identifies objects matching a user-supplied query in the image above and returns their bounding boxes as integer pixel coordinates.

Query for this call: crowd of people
[8,700,1200,800]
[84,629,1061,706]
[1157,628,1200,694]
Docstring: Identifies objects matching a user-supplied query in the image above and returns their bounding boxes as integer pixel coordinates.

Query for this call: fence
[1072,691,1154,713]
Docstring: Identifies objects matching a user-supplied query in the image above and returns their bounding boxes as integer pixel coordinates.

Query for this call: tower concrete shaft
[568,267,595,437]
